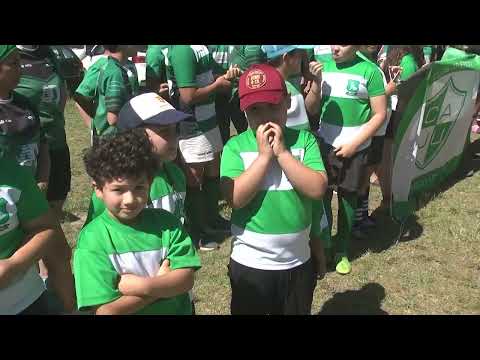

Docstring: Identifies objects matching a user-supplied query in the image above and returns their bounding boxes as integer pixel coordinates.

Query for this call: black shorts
[228,258,317,315]
[47,146,72,202]
[318,138,369,193]
[366,136,385,166]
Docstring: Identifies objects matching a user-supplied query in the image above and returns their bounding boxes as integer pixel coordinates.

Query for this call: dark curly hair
[83,129,158,188]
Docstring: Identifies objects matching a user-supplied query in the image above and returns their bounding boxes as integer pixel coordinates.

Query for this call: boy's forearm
[305,81,322,117]
[180,82,219,106]
[351,112,386,149]
[106,112,119,126]
[277,151,328,200]
[142,268,194,299]
[73,94,95,118]
[41,224,76,312]
[227,155,271,209]
[95,295,156,315]
[10,228,56,278]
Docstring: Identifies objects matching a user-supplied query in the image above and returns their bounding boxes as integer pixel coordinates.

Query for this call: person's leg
[46,146,72,221]
[335,189,358,275]
[182,159,207,247]
[378,137,393,211]
[203,153,230,233]
[322,189,334,264]
[228,258,276,315]
[283,259,317,315]
[228,95,248,135]
[215,92,231,145]
[18,292,51,315]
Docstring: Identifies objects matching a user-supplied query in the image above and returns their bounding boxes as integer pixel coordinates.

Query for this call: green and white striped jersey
[207,45,234,75]
[167,45,218,138]
[285,78,310,130]
[221,128,325,270]
[318,55,385,151]
[74,208,201,315]
[314,45,333,63]
[0,157,48,314]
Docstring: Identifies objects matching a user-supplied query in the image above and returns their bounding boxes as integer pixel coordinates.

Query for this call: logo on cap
[246,69,267,89]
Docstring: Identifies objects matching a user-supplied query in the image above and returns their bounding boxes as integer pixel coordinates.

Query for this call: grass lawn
[62,100,480,315]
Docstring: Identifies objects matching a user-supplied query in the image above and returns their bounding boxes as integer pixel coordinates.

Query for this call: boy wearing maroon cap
[220,64,328,315]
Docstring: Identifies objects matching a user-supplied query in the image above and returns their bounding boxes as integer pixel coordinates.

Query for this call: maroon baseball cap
[239,63,287,111]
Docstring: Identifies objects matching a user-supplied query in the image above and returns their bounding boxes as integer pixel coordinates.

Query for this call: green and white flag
[391,49,480,223]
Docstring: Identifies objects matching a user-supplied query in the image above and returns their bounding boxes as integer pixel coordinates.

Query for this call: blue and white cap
[261,45,315,59]
[118,92,192,131]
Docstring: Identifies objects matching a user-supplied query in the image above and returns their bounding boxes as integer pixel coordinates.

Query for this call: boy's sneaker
[205,216,231,235]
[335,255,352,275]
[199,240,220,252]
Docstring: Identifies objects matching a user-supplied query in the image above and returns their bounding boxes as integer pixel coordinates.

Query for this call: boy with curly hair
[73,130,201,315]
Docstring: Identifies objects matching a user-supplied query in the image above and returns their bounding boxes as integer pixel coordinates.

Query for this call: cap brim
[240,91,285,111]
[143,109,192,127]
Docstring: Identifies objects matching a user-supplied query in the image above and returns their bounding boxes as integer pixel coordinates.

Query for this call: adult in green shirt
[0,153,75,314]
[0,45,50,190]
[15,45,71,220]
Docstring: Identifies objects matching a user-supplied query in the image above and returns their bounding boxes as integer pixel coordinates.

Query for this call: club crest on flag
[415,77,467,169]
[0,198,9,225]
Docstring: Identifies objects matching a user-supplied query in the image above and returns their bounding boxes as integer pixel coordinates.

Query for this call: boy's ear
[92,181,104,200]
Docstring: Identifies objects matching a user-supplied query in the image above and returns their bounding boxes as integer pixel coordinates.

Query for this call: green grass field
[62,100,480,315]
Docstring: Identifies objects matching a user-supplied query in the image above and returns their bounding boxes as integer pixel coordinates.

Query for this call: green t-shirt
[0,156,49,314]
[15,51,68,150]
[314,45,333,63]
[399,53,419,81]
[0,92,43,176]
[85,161,186,225]
[167,45,218,138]
[76,57,139,99]
[285,78,310,131]
[221,127,325,270]
[83,56,134,137]
[357,50,391,136]
[0,156,49,259]
[207,45,233,75]
[318,55,385,151]
[74,208,201,314]
[146,45,169,85]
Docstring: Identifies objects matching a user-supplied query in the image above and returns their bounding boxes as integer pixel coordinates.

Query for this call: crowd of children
[1,44,465,315]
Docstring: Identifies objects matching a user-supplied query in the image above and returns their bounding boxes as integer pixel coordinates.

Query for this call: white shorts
[179,126,223,163]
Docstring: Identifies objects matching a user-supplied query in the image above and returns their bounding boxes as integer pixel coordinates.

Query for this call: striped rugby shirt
[317,55,385,151]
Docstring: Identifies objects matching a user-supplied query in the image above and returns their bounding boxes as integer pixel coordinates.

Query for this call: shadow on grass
[317,282,388,315]
[349,211,423,262]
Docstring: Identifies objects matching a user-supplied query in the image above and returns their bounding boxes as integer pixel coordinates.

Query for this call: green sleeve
[75,65,100,99]
[220,140,245,179]
[104,69,128,113]
[367,66,386,97]
[16,164,49,223]
[166,162,186,193]
[302,131,325,172]
[165,217,201,271]
[400,55,419,81]
[170,46,197,88]
[146,47,166,83]
[73,231,121,310]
